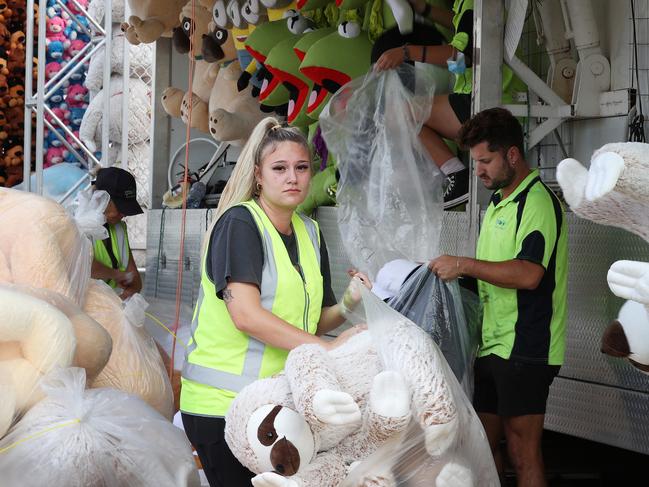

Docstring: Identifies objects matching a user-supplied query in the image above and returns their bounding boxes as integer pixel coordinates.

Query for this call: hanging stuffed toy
[172,0,212,57]
[121,0,187,45]
[206,60,265,145]
[556,143,649,372]
[299,20,372,117]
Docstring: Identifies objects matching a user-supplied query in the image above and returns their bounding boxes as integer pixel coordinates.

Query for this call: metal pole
[56,0,94,40]
[121,24,131,167]
[66,0,105,34]
[23,0,35,191]
[42,117,96,168]
[469,0,505,255]
[42,40,105,101]
[57,174,91,206]
[43,39,97,92]
[35,0,48,195]
[41,106,102,165]
[101,3,112,167]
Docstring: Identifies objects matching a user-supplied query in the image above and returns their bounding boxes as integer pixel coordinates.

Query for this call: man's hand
[428,255,462,281]
[323,324,367,351]
[374,47,406,71]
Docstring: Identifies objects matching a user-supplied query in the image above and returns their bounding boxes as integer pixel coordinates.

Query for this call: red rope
[169,0,197,381]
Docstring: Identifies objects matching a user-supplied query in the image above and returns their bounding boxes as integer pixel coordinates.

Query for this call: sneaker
[443,168,469,209]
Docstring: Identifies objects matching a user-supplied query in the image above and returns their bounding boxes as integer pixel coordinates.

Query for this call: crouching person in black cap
[91,167,143,300]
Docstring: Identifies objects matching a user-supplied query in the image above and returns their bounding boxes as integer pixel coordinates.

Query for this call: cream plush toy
[83,281,175,420]
[0,188,92,306]
[79,75,151,154]
[162,59,220,134]
[557,142,649,371]
[207,60,266,145]
[226,296,498,487]
[121,0,187,45]
[0,286,76,438]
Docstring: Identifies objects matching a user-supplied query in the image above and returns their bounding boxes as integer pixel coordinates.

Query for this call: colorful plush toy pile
[42,0,93,168]
[0,0,31,187]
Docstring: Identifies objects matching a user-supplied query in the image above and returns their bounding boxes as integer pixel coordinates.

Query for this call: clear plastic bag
[343,283,499,487]
[0,188,93,307]
[0,367,200,487]
[83,281,174,420]
[387,265,479,397]
[319,63,445,279]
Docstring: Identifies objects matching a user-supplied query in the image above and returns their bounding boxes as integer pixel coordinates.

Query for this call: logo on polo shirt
[496,217,507,229]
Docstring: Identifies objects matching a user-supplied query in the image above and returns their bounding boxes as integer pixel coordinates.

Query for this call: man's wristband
[402,43,411,62]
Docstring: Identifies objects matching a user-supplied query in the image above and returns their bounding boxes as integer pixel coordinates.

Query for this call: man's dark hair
[458,107,525,158]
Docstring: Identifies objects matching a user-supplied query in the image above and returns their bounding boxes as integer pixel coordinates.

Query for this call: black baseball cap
[93,167,143,216]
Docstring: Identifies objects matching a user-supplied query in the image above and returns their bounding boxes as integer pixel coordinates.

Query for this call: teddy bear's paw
[424,416,459,457]
[435,461,475,487]
[608,260,649,304]
[585,151,625,202]
[313,389,361,425]
[252,472,299,487]
[556,157,588,210]
[370,370,410,418]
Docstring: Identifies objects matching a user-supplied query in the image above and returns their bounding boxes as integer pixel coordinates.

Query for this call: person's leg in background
[420,93,470,208]
[182,413,255,487]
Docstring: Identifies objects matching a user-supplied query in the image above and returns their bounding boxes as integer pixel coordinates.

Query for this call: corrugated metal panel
[545,377,649,455]
[145,209,210,307]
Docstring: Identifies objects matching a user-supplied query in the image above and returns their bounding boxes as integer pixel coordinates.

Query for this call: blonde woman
[180,118,368,486]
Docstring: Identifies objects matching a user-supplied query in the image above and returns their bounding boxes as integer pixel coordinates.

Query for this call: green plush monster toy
[299,21,373,117]
[245,12,312,108]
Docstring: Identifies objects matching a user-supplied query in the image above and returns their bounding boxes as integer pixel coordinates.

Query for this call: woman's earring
[256,182,262,193]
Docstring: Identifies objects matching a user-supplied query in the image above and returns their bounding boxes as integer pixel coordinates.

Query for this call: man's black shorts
[448,93,472,124]
[473,354,560,417]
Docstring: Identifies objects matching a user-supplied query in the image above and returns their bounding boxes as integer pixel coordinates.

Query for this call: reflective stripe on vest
[92,221,130,288]
[180,200,323,416]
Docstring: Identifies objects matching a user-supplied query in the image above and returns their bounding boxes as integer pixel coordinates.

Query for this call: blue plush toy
[65,16,91,43]
[46,40,65,63]
[66,62,88,85]
[45,128,66,149]
[46,0,66,18]
[49,86,67,107]
[69,107,86,130]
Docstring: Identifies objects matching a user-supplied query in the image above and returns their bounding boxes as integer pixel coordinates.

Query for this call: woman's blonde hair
[201,117,311,256]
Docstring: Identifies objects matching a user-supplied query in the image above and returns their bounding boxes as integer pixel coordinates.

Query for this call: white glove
[584,151,625,202]
[607,260,649,305]
[252,472,299,487]
[313,389,361,425]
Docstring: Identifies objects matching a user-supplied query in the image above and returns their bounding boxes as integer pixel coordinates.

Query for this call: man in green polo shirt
[430,108,567,487]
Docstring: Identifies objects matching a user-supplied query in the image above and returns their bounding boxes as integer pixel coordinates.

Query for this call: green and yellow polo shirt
[476,169,568,365]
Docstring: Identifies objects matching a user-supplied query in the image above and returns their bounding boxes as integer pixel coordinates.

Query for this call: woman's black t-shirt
[206,206,337,307]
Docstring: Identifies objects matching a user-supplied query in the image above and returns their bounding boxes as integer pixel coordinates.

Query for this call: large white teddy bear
[225,291,498,487]
[557,142,649,371]
[79,75,152,153]
[85,26,153,95]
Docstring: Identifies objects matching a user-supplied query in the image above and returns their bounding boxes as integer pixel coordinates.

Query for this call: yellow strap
[0,419,81,454]
[145,312,188,349]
